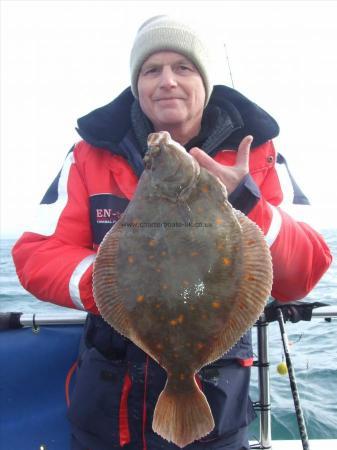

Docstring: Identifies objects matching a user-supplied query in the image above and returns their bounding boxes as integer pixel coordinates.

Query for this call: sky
[1,0,337,239]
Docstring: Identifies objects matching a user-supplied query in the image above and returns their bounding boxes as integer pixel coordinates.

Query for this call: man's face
[137,51,206,134]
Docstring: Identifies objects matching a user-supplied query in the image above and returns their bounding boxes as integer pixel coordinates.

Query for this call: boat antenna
[277,308,310,450]
[224,43,235,88]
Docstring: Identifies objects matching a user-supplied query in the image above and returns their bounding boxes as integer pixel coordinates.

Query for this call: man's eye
[176,64,193,73]
[143,67,159,75]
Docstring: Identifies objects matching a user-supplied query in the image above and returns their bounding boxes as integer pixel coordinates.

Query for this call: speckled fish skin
[93,131,273,447]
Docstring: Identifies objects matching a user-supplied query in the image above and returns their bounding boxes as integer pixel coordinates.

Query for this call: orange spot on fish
[223,257,231,265]
[156,343,163,350]
[183,280,189,287]
[201,185,209,193]
[212,301,221,309]
[162,284,168,290]
[156,267,161,272]
[161,251,167,256]
[170,314,184,326]
[136,295,144,303]
[148,255,155,260]
[215,217,223,225]
[128,255,134,264]
[148,239,157,247]
[245,274,256,281]
[179,373,185,381]
[190,251,199,257]
[196,342,205,350]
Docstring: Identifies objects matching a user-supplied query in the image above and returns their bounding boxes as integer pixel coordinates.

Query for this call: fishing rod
[224,43,235,89]
[261,301,327,450]
[276,307,310,450]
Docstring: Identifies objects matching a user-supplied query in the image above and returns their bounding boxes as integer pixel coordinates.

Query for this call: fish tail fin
[152,377,214,448]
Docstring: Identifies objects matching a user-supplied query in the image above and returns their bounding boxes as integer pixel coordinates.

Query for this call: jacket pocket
[68,347,129,447]
[197,359,256,441]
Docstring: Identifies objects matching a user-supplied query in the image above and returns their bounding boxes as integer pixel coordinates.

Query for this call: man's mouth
[155,97,183,102]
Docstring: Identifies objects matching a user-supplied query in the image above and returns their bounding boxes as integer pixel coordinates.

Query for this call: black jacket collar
[76,85,279,176]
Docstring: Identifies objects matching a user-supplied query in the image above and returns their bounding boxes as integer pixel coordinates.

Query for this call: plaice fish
[93,131,273,448]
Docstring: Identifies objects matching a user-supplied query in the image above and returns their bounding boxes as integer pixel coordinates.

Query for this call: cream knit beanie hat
[130,15,213,105]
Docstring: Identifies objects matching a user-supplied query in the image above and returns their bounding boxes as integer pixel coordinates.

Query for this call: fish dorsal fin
[206,210,273,364]
[93,227,160,361]
[93,229,132,337]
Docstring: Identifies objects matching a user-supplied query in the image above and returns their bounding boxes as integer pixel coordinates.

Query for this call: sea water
[1,230,337,441]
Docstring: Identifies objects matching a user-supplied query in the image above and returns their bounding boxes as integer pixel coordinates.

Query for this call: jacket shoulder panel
[73,141,138,200]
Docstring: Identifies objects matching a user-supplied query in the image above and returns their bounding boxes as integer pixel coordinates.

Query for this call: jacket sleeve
[247,142,332,302]
[12,144,99,313]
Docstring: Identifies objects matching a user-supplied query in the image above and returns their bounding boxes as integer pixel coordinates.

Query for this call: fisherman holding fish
[12,15,332,450]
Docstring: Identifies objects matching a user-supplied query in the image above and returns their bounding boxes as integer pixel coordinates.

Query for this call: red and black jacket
[12,85,331,314]
[12,86,332,448]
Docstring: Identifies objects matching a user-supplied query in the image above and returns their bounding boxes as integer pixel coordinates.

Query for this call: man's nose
[159,66,178,88]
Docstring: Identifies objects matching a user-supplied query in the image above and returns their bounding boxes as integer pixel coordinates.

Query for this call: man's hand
[189,135,253,195]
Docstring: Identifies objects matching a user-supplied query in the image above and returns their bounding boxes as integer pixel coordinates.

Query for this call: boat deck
[250,439,336,449]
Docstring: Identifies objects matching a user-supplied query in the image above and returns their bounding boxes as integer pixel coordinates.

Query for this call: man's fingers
[236,135,253,169]
[189,147,219,172]
[191,137,253,172]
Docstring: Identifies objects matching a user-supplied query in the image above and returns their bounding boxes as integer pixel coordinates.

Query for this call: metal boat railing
[19,312,87,327]
[252,306,337,450]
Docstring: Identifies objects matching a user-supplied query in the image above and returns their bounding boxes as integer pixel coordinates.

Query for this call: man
[12,15,332,450]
